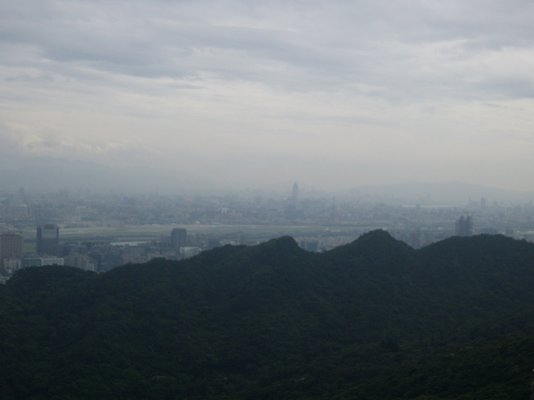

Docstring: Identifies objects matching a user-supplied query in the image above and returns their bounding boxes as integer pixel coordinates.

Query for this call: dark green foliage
[2,231,534,399]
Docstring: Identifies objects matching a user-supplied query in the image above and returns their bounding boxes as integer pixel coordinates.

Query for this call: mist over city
[2,1,534,399]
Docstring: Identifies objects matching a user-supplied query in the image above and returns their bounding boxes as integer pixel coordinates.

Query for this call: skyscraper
[0,233,23,260]
[455,216,473,237]
[170,228,187,250]
[37,224,59,256]
[292,182,299,202]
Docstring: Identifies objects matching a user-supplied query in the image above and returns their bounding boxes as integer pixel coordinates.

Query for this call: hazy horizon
[1,1,534,193]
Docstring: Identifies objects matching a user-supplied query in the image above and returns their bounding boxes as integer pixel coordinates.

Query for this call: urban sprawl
[2,185,534,283]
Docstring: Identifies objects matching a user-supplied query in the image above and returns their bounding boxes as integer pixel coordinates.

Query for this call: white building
[64,254,96,272]
[23,257,65,268]
[3,258,22,275]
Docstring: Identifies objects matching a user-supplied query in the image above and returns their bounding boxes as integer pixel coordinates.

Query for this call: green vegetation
[2,231,534,399]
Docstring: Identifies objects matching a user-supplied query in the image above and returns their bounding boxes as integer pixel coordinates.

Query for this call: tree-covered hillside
[1,231,534,400]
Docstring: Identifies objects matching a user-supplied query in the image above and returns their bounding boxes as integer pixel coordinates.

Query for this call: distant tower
[455,216,473,237]
[170,228,187,250]
[0,233,23,260]
[37,224,59,256]
[292,182,299,202]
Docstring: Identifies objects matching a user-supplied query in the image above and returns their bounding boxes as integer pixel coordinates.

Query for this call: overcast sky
[1,0,533,192]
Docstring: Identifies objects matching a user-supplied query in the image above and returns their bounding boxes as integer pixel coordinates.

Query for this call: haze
[1,1,534,193]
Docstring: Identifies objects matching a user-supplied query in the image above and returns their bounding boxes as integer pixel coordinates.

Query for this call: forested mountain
[2,231,534,399]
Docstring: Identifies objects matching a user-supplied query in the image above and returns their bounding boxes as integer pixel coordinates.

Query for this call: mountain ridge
[2,232,534,399]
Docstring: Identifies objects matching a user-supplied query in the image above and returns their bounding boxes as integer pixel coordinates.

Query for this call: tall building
[170,228,187,249]
[0,233,23,260]
[37,224,59,256]
[292,182,299,202]
[455,216,473,237]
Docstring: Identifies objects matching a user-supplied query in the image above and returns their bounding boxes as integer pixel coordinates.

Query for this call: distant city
[2,184,534,283]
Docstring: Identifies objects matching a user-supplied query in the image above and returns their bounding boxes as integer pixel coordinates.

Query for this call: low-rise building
[23,257,65,268]
[3,258,22,275]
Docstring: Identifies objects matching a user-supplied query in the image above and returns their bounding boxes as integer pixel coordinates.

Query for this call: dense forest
[2,231,534,399]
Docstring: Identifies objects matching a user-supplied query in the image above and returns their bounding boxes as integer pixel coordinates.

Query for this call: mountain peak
[419,233,534,261]
[326,229,413,260]
[258,236,300,252]
[356,229,396,243]
[243,236,304,265]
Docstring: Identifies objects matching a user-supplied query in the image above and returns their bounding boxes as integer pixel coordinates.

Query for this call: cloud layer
[1,0,534,191]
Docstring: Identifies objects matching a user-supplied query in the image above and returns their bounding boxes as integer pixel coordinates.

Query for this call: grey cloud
[476,78,534,99]
[0,124,25,164]
[2,1,534,192]
[2,0,534,101]
[4,73,55,83]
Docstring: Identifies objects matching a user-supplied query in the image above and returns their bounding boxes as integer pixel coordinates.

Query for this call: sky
[1,0,534,193]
